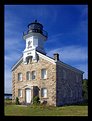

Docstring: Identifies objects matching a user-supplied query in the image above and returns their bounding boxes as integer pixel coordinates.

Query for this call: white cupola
[23,20,48,64]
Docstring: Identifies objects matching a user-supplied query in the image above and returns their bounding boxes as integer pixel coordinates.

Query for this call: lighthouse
[23,20,48,64]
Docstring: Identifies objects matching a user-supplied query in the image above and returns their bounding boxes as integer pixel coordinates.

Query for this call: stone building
[12,20,83,106]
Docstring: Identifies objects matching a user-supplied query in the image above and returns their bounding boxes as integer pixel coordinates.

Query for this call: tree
[82,79,88,101]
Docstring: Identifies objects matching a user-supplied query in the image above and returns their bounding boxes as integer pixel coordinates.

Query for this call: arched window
[26,71,31,80]
[18,73,22,81]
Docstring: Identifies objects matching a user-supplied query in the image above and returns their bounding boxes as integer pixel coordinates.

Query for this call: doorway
[25,88,31,103]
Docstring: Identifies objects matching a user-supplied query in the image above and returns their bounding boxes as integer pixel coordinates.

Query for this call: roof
[11,51,84,74]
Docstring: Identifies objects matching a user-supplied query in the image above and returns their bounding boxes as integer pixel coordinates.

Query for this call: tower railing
[23,29,48,38]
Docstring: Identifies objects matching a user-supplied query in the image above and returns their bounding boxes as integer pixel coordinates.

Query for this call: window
[41,69,47,79]
[41,88,47,98]
[26,71,31,80]
[18,89,22,97]
[63,70,66,80]
[32,71,36,80]
[27,41,32,49]
[18,73,22,81]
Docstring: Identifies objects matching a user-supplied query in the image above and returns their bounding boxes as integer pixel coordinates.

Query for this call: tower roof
[27,19,43,28]
[23,20,48,39]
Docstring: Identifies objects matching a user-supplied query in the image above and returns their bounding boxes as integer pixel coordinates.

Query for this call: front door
[26,88,31,103]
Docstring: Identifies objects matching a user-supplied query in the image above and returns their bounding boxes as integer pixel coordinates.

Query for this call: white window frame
[41,69,47,79]
[32,71,36,80]
[41,88,47,98]
[18,73,22,81]
[18,89,22,97]
[26,71,31,80]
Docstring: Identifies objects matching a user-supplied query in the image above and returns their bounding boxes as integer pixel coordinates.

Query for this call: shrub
[33,96,40,105]
[15,97,20,105]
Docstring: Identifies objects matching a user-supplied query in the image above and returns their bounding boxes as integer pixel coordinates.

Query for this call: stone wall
[56,63,83,106]
[12,54,56,106]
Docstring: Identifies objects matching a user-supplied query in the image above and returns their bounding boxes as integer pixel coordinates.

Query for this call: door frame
[25,88,31,104]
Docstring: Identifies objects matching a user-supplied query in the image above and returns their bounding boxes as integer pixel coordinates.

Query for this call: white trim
[18,84,34,89]
[37,51,56,64]
[11,51,84,75]
[57,61,84,74]
[12,51,56,71]
[11,57,23,71]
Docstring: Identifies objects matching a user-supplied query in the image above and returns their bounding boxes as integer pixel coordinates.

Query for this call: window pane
[41,69,47,79]
[32,71,36,80]
[18,73,22,81]
[26,71,30,80]
[41,88,47,98]
[18,89,22,97]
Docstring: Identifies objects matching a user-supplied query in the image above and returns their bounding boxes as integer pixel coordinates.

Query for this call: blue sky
[5,5,88,93]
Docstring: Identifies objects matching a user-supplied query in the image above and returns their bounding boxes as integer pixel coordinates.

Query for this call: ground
[4,99,88,116]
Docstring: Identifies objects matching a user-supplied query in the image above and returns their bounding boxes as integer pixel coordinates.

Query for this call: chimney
[53,53,59,61]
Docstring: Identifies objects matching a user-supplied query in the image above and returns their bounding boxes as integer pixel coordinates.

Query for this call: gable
[56,61,84,74]
[11,57,23,71]
[11,51,84,75]
[11,52,56,71]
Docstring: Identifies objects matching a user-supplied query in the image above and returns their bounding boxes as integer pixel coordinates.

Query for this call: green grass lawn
[4,100,88,116]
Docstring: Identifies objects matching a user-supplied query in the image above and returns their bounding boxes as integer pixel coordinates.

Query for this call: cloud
[47,45,88,79]
[4,5,88,94]
[47,33,63,43]
[47,45,87,62]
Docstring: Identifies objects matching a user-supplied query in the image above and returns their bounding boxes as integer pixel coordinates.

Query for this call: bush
[33,96,40,105]
[15,97,20,105]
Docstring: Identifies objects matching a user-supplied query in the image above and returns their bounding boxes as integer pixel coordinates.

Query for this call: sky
[4,5,88,94]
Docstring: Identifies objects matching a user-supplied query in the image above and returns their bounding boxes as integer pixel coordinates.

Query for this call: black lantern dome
[23,20,48,38]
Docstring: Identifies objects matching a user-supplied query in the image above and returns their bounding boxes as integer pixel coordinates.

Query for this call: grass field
[4,100,88,116]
